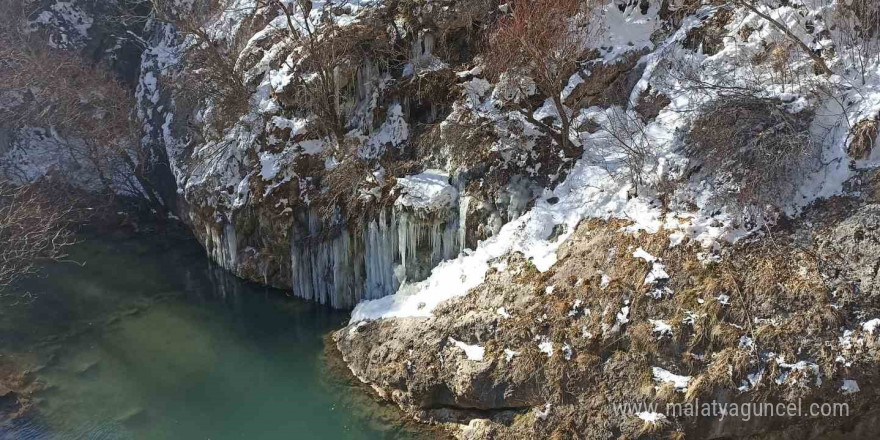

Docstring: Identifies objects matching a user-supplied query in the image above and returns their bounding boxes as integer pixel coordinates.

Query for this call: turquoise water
[0,230,426,440]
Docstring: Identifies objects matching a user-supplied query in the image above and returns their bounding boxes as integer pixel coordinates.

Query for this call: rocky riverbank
[336,186,880,438]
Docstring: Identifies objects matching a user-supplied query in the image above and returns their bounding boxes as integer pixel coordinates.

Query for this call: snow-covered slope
[352,0,880,321]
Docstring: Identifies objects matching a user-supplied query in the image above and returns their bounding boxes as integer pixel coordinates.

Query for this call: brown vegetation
[686,96,818,216]
[848,115,879,160]
[733,0,833,76]
[151,0,251,136]
[337,212,880,437]
[682,7,733,56]
[257,0,395,156]
[485,0,597,158]
[834,0,880,85]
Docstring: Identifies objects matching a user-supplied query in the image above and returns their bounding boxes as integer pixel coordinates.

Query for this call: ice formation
[289,205,460,308]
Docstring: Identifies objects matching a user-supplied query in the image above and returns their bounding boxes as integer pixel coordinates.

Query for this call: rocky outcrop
[134,0,611,308]
[564,50,649,109]
[818,204,880,301]
[336,260,544,417]
[337,206,880,438]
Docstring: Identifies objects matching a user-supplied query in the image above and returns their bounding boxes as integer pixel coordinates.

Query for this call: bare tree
[270,0,348,151]
[149,0,250,136]
[0,182,76,292]
[255,0,392,156]
[155,0,388,156]
[599,107,654,192]
[485,0,597,158]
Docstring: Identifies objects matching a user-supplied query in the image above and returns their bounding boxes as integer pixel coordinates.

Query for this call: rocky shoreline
[0,354,42,426]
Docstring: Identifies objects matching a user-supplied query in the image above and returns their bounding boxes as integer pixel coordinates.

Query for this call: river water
[0,230,425,440]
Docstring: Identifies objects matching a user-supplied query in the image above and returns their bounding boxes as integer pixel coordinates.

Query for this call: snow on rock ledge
[395,170,458,212]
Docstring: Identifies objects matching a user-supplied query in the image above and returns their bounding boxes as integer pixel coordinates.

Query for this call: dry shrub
[635,88,672,122]
[258,0,396,155]
[682,7,734,56]
[176,38,251,135]
[848,114,879,160]
[660,0,702,27]
[686,96,818,218]
[427,110,496,168]
[397,67,458,125]
[0,182,76,292]
[769,43,794,72]
[311,158,376,224]
[837,0,880,38]
[395,0,494,64]
[734,0,832,76]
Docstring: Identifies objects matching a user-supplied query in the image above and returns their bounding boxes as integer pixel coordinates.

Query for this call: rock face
[0,355,41,424]
[336,261,544,416]
[130,0,880,436]
[564,50,649,109]
[288,172,463,307]
[132,0,639,308]
[819,204,880,300]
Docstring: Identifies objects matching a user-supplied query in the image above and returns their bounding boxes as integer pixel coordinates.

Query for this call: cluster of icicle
[290,206,461,308]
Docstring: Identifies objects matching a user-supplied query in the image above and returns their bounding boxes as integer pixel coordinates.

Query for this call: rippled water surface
[0,230,422,440]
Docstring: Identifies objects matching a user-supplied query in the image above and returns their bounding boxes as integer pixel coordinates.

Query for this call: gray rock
[818,204,880,299]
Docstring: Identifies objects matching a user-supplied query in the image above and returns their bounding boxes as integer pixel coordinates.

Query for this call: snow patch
[841,380,860,394]
[449,338,485,361]
[395,171,458,211]
[650,320,672,338]
[638,412,667,424]
[652,367,691,392]
[504,349,519,362]
[862,319,880,334]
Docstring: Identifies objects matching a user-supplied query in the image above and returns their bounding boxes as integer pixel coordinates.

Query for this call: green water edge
[0,229,438,440]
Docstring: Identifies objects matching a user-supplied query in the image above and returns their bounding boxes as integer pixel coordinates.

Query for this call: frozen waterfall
[289,171,462,308]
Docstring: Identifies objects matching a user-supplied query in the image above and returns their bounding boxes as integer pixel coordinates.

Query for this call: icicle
[459,195,471,252]
[364,210,398,300]
[223,223,237,270]
[287,181,462,308]
[206,223,237,272]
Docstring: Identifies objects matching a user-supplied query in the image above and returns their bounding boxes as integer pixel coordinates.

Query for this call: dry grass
[683,7,734,56]
[848,115,879,160]
[485,0,599,158]
[427,215,874,437]
[635,87,672,122]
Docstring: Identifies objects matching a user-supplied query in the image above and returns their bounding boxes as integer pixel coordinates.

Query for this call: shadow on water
[0,229,430,440]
